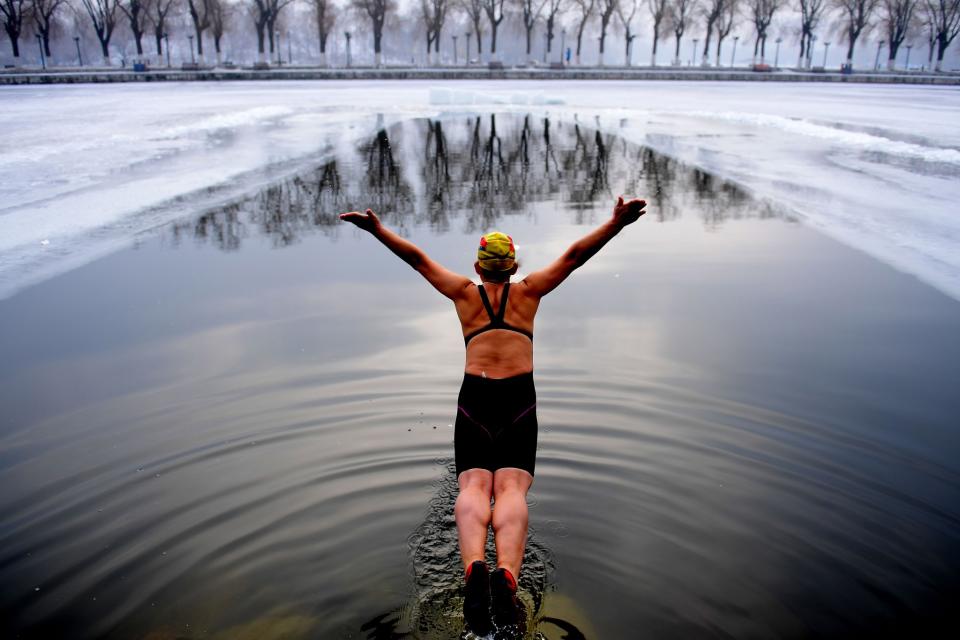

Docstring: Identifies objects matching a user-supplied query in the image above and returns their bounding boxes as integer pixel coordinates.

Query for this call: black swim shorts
[454,372,538,477]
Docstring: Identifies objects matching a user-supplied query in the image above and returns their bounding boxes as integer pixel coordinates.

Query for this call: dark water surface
[1,114,959,639]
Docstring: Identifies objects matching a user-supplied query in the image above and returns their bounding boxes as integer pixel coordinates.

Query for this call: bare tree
[1,0,29,61]
[459,0,484,56]
[518,0,547,61]
[148,0,176,60]
[482,0,506,60]
[715,0,738,63]
[701,0,726,65]
[649,0,670,64]
[749,0,781,62]
[354,0,392,66]
[618,0,641,64]
[834,0,880,67]
[543,0,566,60]
[880,0,916,68]
[312,0,337,65]
[209,0,231,64]
[924,0,960,70]
[571,0,596,63]
[250,0,294,63]
[670,0,698,64]
[119,0,149,56]
[186,0,212,63]
[421,0,449,64]
[32,0,67,58]
[597,0,617,65]
[81,0,121,64]
[796,0,828,65]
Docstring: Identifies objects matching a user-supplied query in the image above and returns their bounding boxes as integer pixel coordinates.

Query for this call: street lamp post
[560,29,566,65]
[774,37,782,68]
[453,35,458,65]
[874,40,884,70]
[345,32,352,67]
[823,41,830,68]
[465,32,471,64]
[691,38,698,66]
[905,44,912,71]
[74,36,83,67]
[188,35,195,63]
[36,34,46,70]
[731,36,738,67]
[275,31,281,65]
[164,33,170,67]
[287,30,292,64]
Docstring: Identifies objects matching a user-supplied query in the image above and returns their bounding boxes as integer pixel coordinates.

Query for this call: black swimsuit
[463,282,534,345]
[455,283,538,477]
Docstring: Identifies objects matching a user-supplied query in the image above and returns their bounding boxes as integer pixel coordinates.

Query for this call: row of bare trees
[3,0,959,70]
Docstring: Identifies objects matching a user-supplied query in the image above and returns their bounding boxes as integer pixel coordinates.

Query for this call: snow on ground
[0,80,958,300]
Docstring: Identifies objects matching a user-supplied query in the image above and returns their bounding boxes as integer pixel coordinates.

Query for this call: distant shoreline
[2,65,959,86]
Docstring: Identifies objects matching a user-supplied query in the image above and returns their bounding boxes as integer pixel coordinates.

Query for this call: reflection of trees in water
[167,114,779,251]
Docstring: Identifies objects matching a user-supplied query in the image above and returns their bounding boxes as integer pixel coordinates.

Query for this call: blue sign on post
[565,47,571,63]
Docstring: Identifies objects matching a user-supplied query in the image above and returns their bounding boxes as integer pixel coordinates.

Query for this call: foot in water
[490,567,526,638]
[464,560,492,637]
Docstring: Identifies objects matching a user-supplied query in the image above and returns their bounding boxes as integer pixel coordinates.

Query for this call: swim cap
[477,232,516,271]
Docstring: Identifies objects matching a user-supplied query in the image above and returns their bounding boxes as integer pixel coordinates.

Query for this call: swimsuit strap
[477,284,498,322]
[497,282,511,322]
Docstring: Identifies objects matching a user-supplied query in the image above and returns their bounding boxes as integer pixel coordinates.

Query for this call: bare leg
[455,468,494,571]
[491,468,534,579]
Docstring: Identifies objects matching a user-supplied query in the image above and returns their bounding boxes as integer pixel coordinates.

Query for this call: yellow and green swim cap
[478,232,516,271]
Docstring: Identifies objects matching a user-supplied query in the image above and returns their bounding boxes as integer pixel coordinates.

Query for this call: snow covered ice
[0,80,958,300]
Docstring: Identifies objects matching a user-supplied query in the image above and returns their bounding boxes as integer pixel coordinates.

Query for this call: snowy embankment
[0,80,958,301]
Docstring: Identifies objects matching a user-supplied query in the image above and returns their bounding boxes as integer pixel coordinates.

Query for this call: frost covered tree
[250,0,295,63]
[880,0,916,68]
[924,0,960,70]
[1,0,29,62]
[31,0,67,59]
[518,0,547,62]
[421,0,449,64]
[209,0,231,64]
[715,0,738,63]
[749,0,782,62]
[833,0,880,67]
[618,0,642,64]
[700,0,726,65]
[147,0,176,61]
[353,0,392,66]
[312,0,337,65]
[597,0,618,66]
[459,0,484,58]
[187,0,212,64]
[481,0,505,61]
[81,0,121,64]
[670,0,698,64]
[571,0,596,64]
[543,0,566,61]
[119,0,149,57]
[649,0,671,65]
[797,0,828,66]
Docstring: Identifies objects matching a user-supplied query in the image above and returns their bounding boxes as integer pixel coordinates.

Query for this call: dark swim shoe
[490,567,526,637]
[464,560,492,637]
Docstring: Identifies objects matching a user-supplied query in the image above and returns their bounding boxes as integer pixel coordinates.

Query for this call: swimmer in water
[340,196,647,636]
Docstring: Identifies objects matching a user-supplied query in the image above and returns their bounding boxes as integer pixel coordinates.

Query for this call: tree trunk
[155,29,163,56]
[935,36,948,71]
[846,33,856,65]
[525,25,533,57]
[490,24,498,59]
[760,36,766,62]
[43,32,52,58]
[5,30,20,58]
[256,24,267,60]
[674,35,682,63]
[652,30,659,66]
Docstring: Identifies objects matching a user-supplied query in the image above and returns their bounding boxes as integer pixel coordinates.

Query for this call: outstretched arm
[523,196,646,298]
[339,208,472,300]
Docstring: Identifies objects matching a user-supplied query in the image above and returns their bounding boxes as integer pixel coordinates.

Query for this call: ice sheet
[1,80,958,301]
